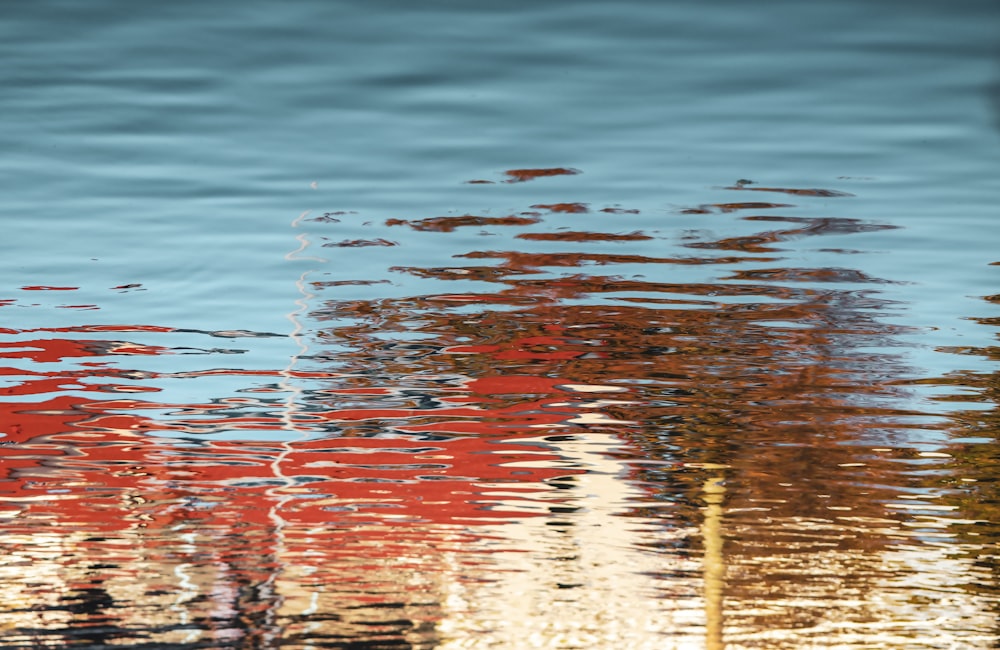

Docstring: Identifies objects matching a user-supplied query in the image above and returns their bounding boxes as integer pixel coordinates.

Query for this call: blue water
[2,1,999,648]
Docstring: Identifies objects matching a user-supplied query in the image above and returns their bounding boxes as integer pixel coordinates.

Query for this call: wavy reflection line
[287,210,329,265]
[281,210,326,437]
[260,208,329,630]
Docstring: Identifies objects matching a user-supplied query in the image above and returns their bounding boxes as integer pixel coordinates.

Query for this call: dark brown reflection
[516,230,652,242]
[530,202,590,213]
[681,201,794,214]
[386,214,541,232]
[725,267,894,283]
[502,167,581,183]
[323,237,398,248]
[723,180,856,197]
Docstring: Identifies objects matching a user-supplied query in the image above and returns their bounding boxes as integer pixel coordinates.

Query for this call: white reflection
[434,432,705,649]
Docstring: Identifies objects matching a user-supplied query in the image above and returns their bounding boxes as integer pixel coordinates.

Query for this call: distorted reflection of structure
[1,178,998,648]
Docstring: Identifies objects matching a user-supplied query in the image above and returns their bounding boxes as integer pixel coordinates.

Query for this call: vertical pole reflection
[702,473,726,650]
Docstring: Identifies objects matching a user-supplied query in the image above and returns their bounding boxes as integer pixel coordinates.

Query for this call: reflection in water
[1,174,998,648]
[702,474,727,650]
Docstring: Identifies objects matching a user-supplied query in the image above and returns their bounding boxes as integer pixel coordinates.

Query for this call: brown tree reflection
[303,178,999,646]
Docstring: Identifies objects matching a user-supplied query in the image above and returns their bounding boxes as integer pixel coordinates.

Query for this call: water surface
[2,1,999,648]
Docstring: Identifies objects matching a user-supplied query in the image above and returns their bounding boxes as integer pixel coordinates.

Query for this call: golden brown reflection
[302,175,999,647]
[1,176,998,648]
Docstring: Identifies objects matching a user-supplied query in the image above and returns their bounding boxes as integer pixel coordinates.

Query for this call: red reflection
[0,326,583,538]
[1,338,168,363]
[20,285,79,291]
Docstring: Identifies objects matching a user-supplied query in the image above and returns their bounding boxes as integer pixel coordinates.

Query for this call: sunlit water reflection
[2,1,1000,648]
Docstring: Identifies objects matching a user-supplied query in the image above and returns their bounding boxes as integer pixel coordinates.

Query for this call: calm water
[2,1,1000,648]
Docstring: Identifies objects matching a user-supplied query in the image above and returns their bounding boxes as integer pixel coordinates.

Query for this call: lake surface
[2,1,999,648]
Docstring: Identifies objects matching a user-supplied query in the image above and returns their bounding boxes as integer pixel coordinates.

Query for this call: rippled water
[2,1,1000,648]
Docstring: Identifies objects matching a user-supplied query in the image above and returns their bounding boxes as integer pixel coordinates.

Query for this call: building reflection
[1,180,998,647]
